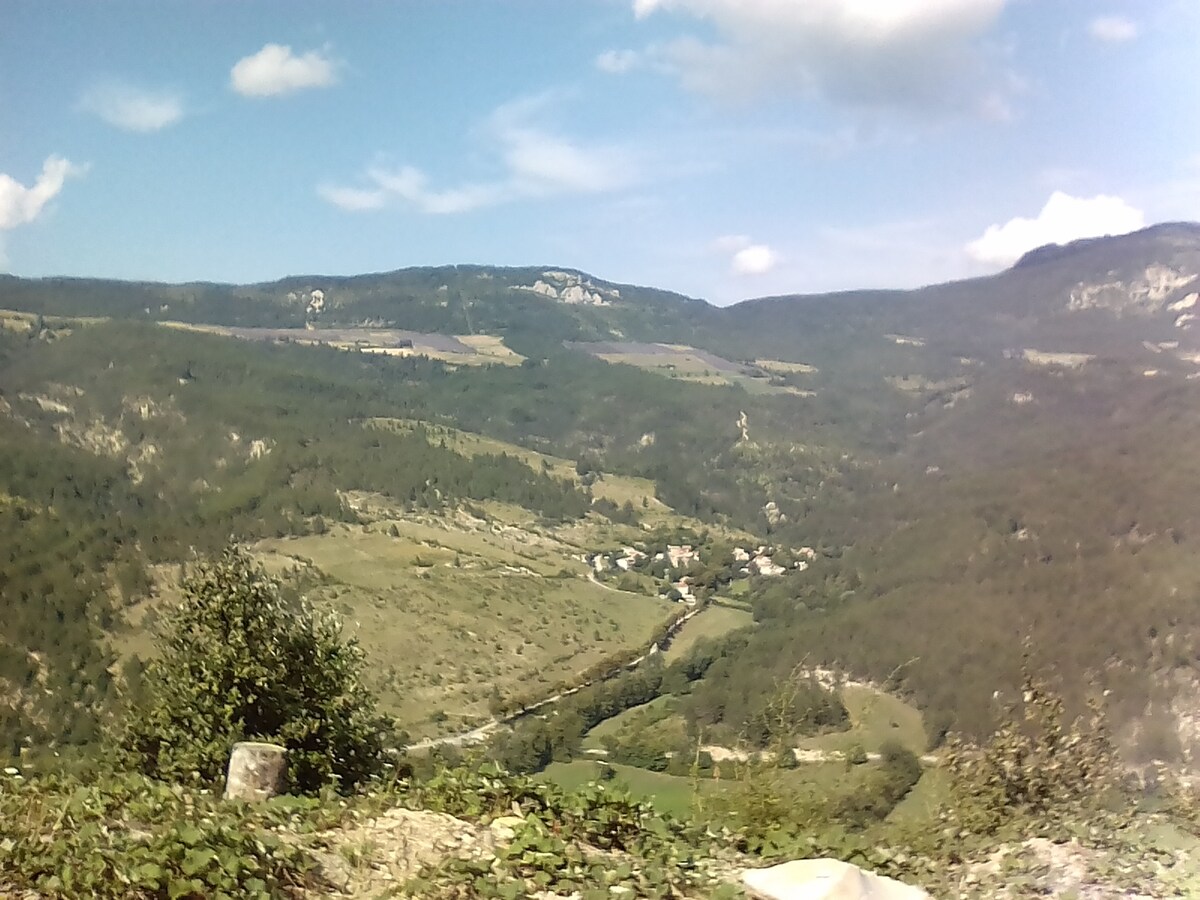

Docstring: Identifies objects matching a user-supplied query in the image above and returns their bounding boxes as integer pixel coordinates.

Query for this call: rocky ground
[302,801,1200,899]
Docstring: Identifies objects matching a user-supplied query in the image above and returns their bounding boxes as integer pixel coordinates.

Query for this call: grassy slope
[255,509,675,738]
[796,684,927,757]
[579,680,926,769]
[662,606,754,664]
[368,418,691,527]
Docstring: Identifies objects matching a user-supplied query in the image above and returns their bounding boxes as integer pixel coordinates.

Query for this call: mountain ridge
[1,221,1196,312]
[4,223,1198,369]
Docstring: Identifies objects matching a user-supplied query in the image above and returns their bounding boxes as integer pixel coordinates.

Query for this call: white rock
[224,741,287,801]
[489,815,525,842]
[742,859,930,900]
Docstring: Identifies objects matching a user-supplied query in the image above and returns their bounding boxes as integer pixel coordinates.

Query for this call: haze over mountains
[2,223,1200,772]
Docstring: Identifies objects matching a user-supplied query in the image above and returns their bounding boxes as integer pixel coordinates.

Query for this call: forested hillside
[2,224,1200,771]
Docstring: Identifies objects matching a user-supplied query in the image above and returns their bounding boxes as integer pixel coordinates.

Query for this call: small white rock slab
[224,741,287,802]
[742,859,930,900]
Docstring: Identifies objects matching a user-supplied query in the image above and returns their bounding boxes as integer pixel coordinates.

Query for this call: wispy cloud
[320,96,638,215]
[595,49,642,74]
[626,0,1014,117]
[79,80,184,132]
[0,156,87,231]
[230,43,339,97]
[966,191,1145,266]
[1088,15,1139,43]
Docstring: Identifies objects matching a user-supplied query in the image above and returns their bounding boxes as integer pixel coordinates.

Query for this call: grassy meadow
[662,605,754,663]
[253,508,676,738]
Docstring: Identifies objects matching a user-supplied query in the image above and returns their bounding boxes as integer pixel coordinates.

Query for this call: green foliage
[401,762,725,899]
[0,769,320,899]
[118,547,392,794]
[832,742,922,829]
[942,666,1126,838]
[488,631,831,775]
[682,636,849,748]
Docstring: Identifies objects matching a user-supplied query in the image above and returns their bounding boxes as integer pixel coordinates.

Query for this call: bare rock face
[742,859,930,900]
[311,805,500,897]
[224,741,287,801]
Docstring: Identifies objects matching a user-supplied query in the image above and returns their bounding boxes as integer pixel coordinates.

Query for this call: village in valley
[587,538,818,604]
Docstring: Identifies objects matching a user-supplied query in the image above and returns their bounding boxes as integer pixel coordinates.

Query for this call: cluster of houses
[588,541,819,605]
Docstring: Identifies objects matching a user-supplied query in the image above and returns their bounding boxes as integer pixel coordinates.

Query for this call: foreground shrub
[943,666,1125,838]
[0,769,317,898]
[401,761,727,899]
[119,546,392,793]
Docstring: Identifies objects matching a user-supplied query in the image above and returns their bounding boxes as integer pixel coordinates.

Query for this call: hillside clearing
[662,604,754,663]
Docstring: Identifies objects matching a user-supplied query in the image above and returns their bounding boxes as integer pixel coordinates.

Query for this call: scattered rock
[313,805,500,897]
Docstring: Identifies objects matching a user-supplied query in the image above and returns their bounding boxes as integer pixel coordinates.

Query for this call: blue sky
[2,1,1198,304]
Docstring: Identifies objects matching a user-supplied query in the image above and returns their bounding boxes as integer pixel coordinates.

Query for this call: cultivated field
[162,322,525,366]
[567,341,812,396]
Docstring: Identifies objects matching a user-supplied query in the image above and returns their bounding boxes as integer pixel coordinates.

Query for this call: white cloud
[315,185,389,212]
[230,43,338,97]
[628,0,1012,114]
[79,80,184,132]
[733,244,778,275]
[595,49,642,74]
[965,192,1145,267]
[1088,15,1139,43]
[0,156,86,230]
[320,97,636,214]
[712,234,778,275]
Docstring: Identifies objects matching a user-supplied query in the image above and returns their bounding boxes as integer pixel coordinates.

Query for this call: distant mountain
[0,265,717,354]
[5,223,1197,367]
[726,223,1200,367]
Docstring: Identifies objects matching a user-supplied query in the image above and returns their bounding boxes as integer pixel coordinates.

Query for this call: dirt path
[701,744,939,766]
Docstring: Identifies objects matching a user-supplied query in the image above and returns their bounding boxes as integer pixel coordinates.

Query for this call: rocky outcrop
[311,805,501,896]
[512,270,620,306]
[742,859,930,900]
[1067,265,1198,315]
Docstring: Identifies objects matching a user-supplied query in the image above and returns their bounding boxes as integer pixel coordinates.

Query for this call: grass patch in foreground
[542,757,903,824]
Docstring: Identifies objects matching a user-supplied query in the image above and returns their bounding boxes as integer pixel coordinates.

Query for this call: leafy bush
[118,546,392,794]
[943,667,1124,837]
[833,741,922,829]
[402,762,727,899]
[0,769,318,898]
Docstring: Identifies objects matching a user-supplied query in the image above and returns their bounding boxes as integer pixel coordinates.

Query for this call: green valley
[3,226,1200,895]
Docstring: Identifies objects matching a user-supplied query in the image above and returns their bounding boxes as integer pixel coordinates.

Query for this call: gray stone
[742,859,930,900]
[224,741,287,801]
